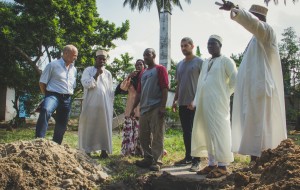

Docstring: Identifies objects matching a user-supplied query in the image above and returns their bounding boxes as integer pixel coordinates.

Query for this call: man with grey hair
[36,44,78,144]
[190,35,237,178]
[219,1,287,162]
[173,37,203,172]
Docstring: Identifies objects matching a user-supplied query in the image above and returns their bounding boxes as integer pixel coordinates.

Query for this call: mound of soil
[226,138,300,189]
[134,138,300,190]
[0,139,108,190]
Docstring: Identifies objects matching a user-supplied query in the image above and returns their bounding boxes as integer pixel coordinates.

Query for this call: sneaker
[149,163,161,171]
[174,158,192,166]
[135,159,152,168]
[189,161,200,172]
[99,151,109,159]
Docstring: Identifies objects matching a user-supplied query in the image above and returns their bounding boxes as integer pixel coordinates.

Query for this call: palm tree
[123,0,191,69]
[123,0,191,18]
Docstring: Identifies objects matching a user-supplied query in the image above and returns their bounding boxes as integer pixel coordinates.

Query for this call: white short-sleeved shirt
[40,58,77,94]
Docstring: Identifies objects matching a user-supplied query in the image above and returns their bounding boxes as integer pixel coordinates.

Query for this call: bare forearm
[132,93,141,110]
[173,86,178,103]
[39,82,47,95]
[160,88,168,108]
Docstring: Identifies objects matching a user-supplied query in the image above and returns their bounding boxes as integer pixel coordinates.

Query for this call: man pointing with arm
[218,1,287,162]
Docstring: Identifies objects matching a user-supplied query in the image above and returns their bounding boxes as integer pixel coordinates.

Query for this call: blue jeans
[35,92,72,144]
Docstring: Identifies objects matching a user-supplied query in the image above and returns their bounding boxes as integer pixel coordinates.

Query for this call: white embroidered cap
[96,50,108,57]
[209,35,223,45]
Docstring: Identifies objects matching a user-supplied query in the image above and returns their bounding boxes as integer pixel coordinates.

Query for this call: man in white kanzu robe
[191,35,237,178]
[78,50,114,158]
[220,3,287,161]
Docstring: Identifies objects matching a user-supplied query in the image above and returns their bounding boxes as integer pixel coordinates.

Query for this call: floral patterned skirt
[121,117,143,156]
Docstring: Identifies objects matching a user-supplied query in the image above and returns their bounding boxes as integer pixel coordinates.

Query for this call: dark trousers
[179,106,200,162]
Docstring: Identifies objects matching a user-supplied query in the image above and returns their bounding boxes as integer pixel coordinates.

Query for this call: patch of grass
[99,155,141,184]
[97,132,142,184]
[98,128,186,184]
[62,131,79,148]
[163,127,185,165]
[0,127,78,148]
[233,154,250,164]
[288,134,300,145]
[0,128,34,143]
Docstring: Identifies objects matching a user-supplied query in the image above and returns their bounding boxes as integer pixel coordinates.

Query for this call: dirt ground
[0,126,299,190]
[128,138,300,190]
[0,139,108,190]
[221,138,300,189]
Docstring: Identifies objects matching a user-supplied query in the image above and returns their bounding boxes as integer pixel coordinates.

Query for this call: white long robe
[191,55,237,163]
[231,9,287,157]
[78,66,114,154]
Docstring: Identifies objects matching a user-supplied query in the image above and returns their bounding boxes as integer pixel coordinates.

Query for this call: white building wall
[5,87,16,121]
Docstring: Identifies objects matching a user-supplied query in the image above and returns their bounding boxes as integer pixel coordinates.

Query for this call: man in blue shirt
[35,44,78,144]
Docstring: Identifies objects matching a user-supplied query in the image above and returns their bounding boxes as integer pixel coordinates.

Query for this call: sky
[97,0,300,63]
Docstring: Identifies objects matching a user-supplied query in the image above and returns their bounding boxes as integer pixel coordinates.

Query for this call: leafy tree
[168,59,177,92]
[123,0,191,19]
[278,27,300,129]
[107,53,136,115]
[230,53,243,68]
[0,41,41,127]
[123,0,191,69]
[106,53,135,83]
[279,27,300,95]
[0,0,129,126]
[196,46,202,57]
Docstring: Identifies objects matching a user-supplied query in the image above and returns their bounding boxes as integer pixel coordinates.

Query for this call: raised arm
[230,8,272,42]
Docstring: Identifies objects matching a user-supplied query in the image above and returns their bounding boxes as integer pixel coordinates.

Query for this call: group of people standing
[34,2,287,178]
[173,35,237,178]
[171,2,287,178]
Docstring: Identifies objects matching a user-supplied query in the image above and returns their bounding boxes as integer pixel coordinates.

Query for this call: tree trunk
[14,46,42,76]
[295,115,300,131]
[159,9,171,71]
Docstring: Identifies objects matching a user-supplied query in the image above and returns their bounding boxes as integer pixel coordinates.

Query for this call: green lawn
[1,125,299,159]
[0,127,78,148]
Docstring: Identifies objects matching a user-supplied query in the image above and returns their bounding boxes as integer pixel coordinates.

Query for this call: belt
[46,91,71,98]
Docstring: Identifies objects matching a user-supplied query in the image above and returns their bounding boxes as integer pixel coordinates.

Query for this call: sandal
[206,167,228,178]
[196,165,217,175]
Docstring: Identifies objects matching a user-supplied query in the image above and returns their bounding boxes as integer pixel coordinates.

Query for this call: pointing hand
[216,0,237,11]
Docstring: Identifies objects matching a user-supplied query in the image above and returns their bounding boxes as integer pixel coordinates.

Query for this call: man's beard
[183,51,192,56]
